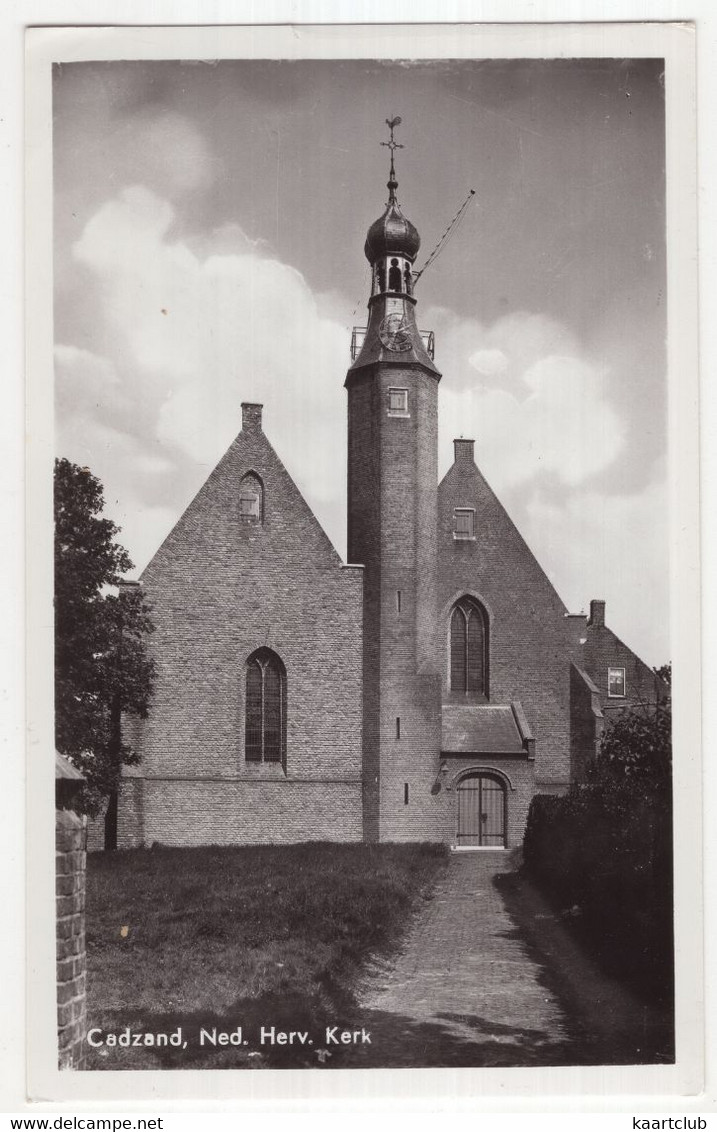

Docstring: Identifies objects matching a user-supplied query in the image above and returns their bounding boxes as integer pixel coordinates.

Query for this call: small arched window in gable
[239,472,263,523]
[245,648,286,765]
[450,597,488,698]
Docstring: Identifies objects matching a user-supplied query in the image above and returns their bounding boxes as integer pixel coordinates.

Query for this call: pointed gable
[132,403,364,814]
[438,438,569,621]
[143,402,343,590]
[438,438,573,787]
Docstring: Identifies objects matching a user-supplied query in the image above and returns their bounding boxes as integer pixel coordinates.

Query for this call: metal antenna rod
[413,188,476,285]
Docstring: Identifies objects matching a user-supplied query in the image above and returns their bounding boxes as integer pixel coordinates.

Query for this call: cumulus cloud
[523,479,669,666]
[468,347,508,376]
[67,186,350,564]
[438,328,625,491]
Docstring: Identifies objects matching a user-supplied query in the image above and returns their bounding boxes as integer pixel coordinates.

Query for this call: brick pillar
[56,808,87,1069]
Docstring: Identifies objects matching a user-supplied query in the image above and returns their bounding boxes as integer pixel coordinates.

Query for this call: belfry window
[245,648,286,765]
[388,257,402,292]
[239,472,263,523]
[450,597,488,698]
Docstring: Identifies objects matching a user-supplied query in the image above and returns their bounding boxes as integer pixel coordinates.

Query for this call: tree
[54,458,155,847]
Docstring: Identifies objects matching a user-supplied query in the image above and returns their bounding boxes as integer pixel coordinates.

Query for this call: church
[113,131,663,851]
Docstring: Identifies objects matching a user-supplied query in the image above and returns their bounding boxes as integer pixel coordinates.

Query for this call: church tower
[346,120,443,841]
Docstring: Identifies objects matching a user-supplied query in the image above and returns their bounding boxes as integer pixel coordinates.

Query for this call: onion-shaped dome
[364,193,421,264]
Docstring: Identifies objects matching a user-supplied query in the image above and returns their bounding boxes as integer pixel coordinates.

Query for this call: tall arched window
[245,648,286,765]
[450,597,488,698]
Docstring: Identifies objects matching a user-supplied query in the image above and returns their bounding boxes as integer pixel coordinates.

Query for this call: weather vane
[381,116,403,201]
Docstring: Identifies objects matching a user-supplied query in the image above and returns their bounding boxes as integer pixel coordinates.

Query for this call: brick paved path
[355,850,572,1066]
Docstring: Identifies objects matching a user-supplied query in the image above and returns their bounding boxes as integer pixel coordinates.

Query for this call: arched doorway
[456,773,506,847]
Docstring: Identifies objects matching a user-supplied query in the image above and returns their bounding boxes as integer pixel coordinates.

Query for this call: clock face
[379,313,413,352]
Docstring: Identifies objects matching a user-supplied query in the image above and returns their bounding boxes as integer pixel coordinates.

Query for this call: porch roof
[441,704,527,755]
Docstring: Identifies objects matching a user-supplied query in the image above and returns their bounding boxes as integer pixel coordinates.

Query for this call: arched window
[245,648,286,765]
[239,472,263,523]
[450,597,488,697]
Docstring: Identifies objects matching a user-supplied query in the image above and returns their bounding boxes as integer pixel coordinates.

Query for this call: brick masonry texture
[120,408,364,847]
[570,664,604,781]
[438,446,574,792]
[56,809,87,1069]
[582,601,666,728]
[347,363,443,842]
[359,851,569,1056]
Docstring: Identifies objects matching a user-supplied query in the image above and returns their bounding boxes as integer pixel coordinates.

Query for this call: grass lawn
[84,841,448,1070]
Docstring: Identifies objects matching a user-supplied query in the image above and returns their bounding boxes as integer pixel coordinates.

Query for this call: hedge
[523,783,673,998]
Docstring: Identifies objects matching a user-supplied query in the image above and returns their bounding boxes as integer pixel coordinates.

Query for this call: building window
[245,648,286,764]
[453,508,475,540]
[607,667,626,698]
[387,388,409,416]
[450,597,488,697]
[239,472,263,523]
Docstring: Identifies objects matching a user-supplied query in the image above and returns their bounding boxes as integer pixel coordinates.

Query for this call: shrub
[523,782,673,1000]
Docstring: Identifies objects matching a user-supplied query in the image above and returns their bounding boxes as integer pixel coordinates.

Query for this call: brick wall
[438,443,573,794]
[346,375,381,840]
[570,663,604,782]
[347,362,444,841]
[121,405,364,847]
[136,779,362,845]
[582,599,666,727]
[56,809,87,1069]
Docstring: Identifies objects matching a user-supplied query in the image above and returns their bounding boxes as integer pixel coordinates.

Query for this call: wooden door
[457,774,506,847]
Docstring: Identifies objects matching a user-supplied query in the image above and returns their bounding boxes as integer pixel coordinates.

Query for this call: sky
[53,57,668,665]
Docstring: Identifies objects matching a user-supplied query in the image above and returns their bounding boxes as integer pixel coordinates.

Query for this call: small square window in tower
[387,388,409,416]
[453,508,475,540]
[608,667,626,697]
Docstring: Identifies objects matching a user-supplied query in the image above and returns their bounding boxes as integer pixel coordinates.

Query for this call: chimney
[564,612,588,647]
[588,599,605,628]
[118,579,140,597]
[453,438,475,464]
[241,403,263,433]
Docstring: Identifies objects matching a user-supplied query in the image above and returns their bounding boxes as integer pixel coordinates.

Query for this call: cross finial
[380,115,403,203]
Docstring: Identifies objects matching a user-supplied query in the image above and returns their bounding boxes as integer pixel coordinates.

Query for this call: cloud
[69,187,350,563]
[132,111,216,194]
[468,347,508,376]
[523,479,669,666]
[439,352,625,491]
[430,304,665,662]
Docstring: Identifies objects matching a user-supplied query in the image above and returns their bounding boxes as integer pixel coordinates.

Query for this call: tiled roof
[441,705,526,754]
